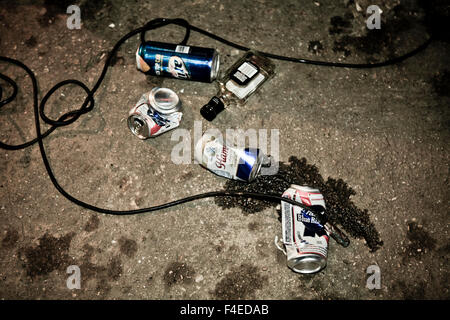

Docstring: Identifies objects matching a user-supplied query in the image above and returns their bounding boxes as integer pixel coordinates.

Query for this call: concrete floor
[0,0,448,299]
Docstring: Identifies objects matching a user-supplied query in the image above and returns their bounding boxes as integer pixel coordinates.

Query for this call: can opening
[154,88,178,108]
[210,52,220,81]
[128,116,148,139]
[149,87,180,114]
[290,256,326,274]
[249,153,264,182]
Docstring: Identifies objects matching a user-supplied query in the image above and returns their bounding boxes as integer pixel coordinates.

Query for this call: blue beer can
[136,41,220,83]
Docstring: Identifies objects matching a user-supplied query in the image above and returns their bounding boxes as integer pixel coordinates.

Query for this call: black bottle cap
[200,96,225,121]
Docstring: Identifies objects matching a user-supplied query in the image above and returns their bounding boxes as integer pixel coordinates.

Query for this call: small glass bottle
[200,50,275,121]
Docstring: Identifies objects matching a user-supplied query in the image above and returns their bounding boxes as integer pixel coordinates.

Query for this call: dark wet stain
[345,0,355,7]
[96,278,111,295]
[418,0,450,43]
[331,5,420,59]
[329,14,352,35]
[437,243,450,257]
[82,243,95,259]
[80,1,111,21]
[107,256,123,281]
[84,214,100,232]
[20,232,75,278]
[180,171,194,181]
[19,154,31,168]
[332,40,351,57]
[248,221,260,232]
[38,0,74,27]
[404,221,436,258]
[213,264,268,299]
[333,30,395,57]
[392,280,426,299]
[308,40,324,55]
[79,259,106,281]
[78,244,122,296]
[24,36,37,48]
[216,156,383,251]
[0,2,19,14]
[79,244,123,296]
[431,70,450,97]
[163,262,195,287]
[118,237,137,258]
[78,252,101,275]
[2,229,19,249]
[110,53,125,67]
[275,248,285,266]
[78,0,112,31]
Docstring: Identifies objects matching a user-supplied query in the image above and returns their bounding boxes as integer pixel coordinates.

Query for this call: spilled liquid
[216,156,383,252]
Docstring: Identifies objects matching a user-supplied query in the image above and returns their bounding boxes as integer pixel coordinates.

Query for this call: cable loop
[140,18,191,45]
[0,17,432,229]
[0,73,18,108]
[39,79,94,127]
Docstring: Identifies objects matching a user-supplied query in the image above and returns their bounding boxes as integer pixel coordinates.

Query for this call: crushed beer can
[194,134,265,182]
[128,87,182,139]
[279,185,329,274]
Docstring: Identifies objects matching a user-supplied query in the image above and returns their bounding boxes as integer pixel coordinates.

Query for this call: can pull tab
[274,236,287,256]
[132,118,145,136]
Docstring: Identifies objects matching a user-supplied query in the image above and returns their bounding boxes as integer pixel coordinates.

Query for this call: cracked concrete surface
[0,0,449,299]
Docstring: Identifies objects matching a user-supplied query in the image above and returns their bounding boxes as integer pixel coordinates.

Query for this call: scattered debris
[216,156,383,251]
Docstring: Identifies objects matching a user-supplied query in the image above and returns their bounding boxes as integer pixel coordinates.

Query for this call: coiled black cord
[0,18,432,245]
[0,73,18,108]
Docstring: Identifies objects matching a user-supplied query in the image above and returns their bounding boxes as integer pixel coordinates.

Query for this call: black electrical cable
[0,57,58,150]
[0,18,432,245]
[141,18,433,68]
[0,73,18,107]
[0,22,326,215]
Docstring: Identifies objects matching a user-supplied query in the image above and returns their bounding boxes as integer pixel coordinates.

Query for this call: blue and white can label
[281,185,329,274]
[194,134,264,182]
[136,41,220,83]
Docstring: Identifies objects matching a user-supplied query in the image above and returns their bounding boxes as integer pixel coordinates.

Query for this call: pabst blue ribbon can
[136,41,220,83]
[128,87,182,139]
[281,185,329,274]
[194,134,264,182]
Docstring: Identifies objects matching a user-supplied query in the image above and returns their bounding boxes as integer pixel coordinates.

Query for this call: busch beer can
[194,134,264,182]
[281,185,329,274]
[136,41,220,83]
[128,87,182,139]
